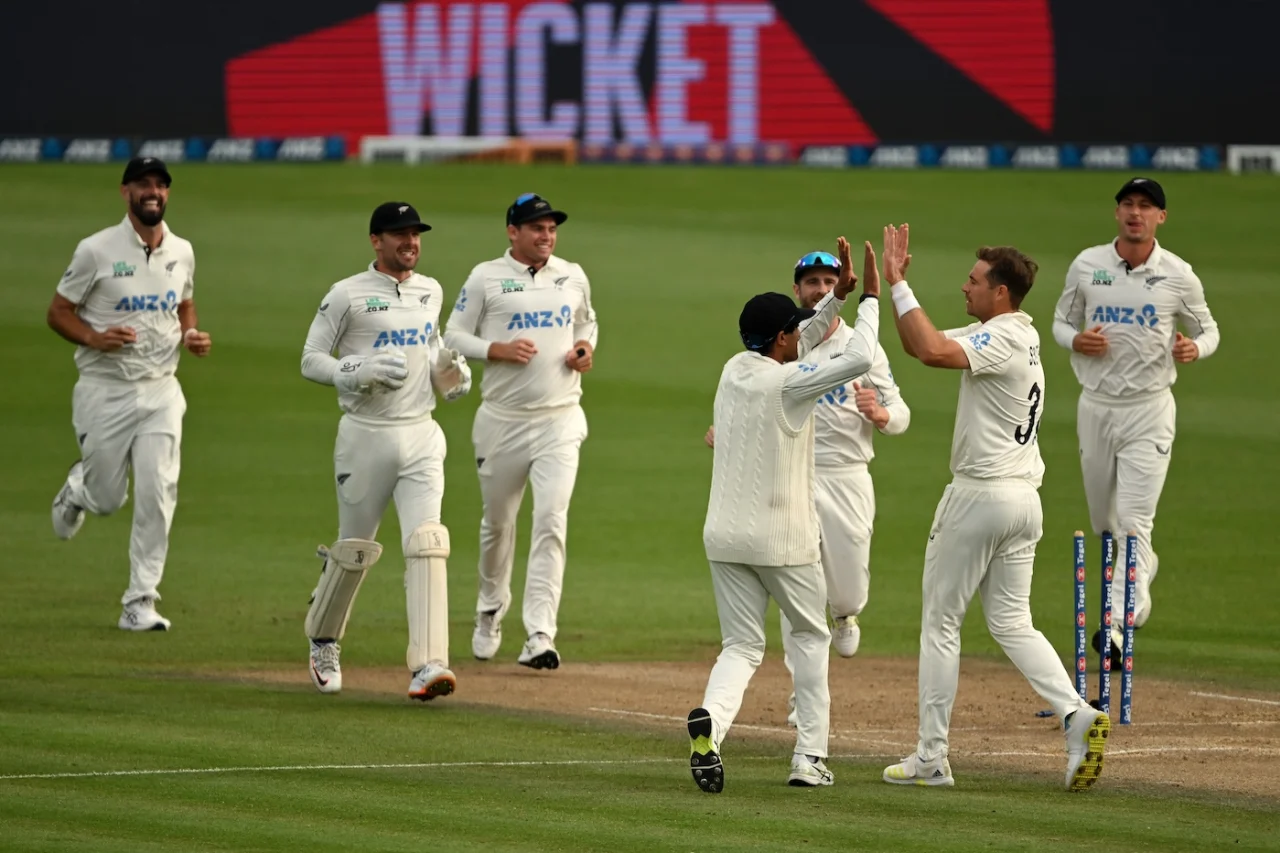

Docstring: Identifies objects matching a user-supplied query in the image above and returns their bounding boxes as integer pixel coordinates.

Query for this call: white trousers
[334,416,445,549]
[916,479,1089,761]
[1077,390,1175,625]
[68,375,185,606]
[472,403,587,639]
[781,464,874,667]
[703,560,831,758]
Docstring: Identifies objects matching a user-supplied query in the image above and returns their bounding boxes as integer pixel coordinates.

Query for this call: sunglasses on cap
[794,251,840,282]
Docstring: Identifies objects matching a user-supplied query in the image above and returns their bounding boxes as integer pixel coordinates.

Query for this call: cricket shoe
[118,597,170,632]
[788,754,834,787]
[1064,708,1110,792]
[517,632,560,670]
[832,614,860,657]
[309,640,342,694]
[1091,627,1124,671]
[472,609,502,660]
[786,693,797,728]
[409,662,456,701]
[52,462,86,540]
[883,753,955,787]
[687,707,723,794]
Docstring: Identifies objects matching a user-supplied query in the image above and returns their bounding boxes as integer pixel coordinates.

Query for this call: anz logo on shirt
[968,331,992,351]
[818,384,848,406]
[1090,304,1159,328]
[373,324,433,348]
[113,290,179,312]
[506,305,573,330]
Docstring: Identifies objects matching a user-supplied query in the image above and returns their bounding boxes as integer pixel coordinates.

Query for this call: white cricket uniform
[779,325,909,667]
[1052,240,1220,623]
[443,249,598,640]
[700,295,879,759]
[55,216,195,606]
[915,309,1090,762]
[301,264,449,550]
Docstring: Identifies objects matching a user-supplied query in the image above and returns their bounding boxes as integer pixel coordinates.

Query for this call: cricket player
[879,224,1109,792]
[706,248,911,725]
[688,238,880,793]
[1052,178,1220,660]
[442,193,597,670]
[299,202,472,701]
[48,157,212,631]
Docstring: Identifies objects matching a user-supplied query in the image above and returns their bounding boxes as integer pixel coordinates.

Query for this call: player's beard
[381,248,418,273]
[130,195,166,227]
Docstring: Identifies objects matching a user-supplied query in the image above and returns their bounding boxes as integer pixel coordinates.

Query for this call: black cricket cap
[739,293,817,351]
[370,201,431,234]
[506,192,568,227]
[1115,177,1166,209]
[121,157,172,186]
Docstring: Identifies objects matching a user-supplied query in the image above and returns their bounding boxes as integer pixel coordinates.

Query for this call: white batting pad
[305,538,383,641]
[405,522,450,671]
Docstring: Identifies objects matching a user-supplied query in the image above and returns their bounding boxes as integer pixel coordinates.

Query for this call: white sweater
[703,297,880,566]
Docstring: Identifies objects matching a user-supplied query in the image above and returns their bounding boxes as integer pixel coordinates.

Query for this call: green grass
[0,164,1277,850]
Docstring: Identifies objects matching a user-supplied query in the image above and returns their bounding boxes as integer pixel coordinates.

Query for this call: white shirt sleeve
[797,292,842,358]
[864,344,910,435]
[55,240,98,306]
[943,322,982,340]
[955,324,1017,376]
[443,270,491,361]
[781,297,880,429]
[301,284,352,385]
[1177,268,1220,359]
[1052,257,1087,350]
[573,264,599,349]
[181,253,195,302]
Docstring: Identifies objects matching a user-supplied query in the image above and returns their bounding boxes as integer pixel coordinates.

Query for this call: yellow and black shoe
[1065,708,1110,791]
[687,708,723,794]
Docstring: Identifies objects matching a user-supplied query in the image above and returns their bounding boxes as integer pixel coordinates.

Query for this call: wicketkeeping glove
[333,352,409,394]
[430,347,472,401]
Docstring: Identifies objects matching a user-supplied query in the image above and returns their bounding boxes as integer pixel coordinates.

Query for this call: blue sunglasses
[794,251,840,282]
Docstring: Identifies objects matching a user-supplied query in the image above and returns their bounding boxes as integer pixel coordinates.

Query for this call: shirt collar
[367,261,417,287]
[120,215,169,250]
[504,247,555,275]
[1110,238,1162,273]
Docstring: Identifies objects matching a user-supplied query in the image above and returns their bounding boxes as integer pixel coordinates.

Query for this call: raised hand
[834,236,858,299]
[861,240,880,298]
[882,224,911,284]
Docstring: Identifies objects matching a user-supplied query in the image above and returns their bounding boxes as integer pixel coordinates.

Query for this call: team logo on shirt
[62,268,74,279]
[419,293,431,306]
[1090,304,1159,327]
[372,323,434,348]
[1143,275,1168,290]
[365,297,390,313]
[554,276,568,290]
[112,290,179,312]
[112,261,136,278]
[1090,269,1115,286]
[165,261,178,276]
[505,305,573,330]
[499,279,525,293]
[818,385,848,406]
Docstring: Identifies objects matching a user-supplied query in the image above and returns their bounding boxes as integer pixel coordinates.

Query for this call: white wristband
[891,281,921,316]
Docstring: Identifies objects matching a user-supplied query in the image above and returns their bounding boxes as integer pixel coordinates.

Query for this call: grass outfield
[0,164,1277,850]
